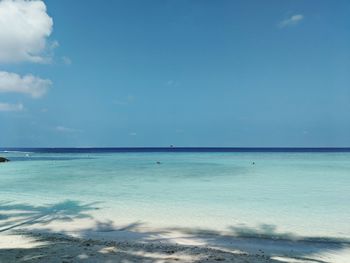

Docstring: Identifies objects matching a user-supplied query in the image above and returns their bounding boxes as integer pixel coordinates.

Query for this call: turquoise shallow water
[0,151,349,239]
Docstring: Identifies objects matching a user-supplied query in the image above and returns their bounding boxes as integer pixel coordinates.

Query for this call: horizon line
[1,146,350,153]
[2,147,350,149]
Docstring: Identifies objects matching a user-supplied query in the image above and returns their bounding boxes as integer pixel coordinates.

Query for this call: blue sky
[0,0,349,147]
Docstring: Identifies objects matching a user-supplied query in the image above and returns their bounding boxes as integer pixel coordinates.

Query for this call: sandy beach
[0,202,349,263]
[0,231,275,263]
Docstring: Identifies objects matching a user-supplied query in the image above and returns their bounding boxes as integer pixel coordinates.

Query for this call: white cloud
[279,14,304,28]
[55,126,81,133]
[166,80,180,87]
[0,71,52,98]
[62,56,72,65]
[166,80,175,86]
[0,0,54,63]
[113,95,135,106]
[0,102,24,112]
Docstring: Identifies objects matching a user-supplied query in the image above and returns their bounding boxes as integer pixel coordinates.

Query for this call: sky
[0,0,349,147]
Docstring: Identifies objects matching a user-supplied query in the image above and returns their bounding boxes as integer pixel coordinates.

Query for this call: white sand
[0,216,349,263]
[0,199,349,263]
[0,231,269,263]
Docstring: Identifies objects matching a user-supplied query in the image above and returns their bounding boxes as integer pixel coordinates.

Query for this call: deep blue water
[2,147,350,153]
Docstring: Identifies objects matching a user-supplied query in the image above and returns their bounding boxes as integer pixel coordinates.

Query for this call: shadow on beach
[0,200,349,263]
[0,200,99,233]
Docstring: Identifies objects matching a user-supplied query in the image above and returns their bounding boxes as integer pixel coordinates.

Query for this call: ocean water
[0,148,349,240]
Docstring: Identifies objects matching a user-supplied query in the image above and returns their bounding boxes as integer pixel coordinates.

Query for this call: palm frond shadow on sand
[0,200,99,232]
[0,200,349,263]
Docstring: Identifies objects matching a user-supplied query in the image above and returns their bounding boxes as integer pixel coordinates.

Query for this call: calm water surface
[0,149,349,239]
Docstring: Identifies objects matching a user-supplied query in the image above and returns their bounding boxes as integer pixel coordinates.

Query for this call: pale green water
[0,151,349,239]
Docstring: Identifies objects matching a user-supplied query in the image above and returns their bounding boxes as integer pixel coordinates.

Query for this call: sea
[0,148,349,240]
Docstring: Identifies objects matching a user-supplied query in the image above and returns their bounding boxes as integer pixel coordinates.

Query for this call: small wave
[0,150,34,154]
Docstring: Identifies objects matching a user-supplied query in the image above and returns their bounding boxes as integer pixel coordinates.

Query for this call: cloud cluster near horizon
[0,0,53,112]
[279,14,304,28]
[55,126,82,133]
